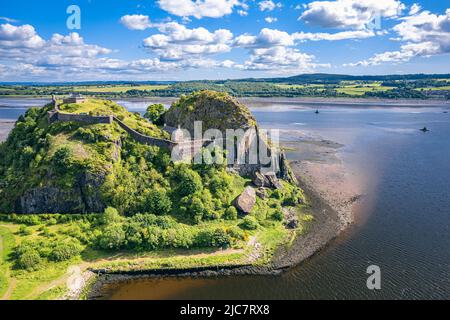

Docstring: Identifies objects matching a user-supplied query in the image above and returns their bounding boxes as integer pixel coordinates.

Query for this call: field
[72,85,170,93]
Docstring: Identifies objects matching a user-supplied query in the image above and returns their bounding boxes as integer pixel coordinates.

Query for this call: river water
[1,97,449,299]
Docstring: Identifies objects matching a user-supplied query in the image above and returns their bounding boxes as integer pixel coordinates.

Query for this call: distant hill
[1,73,450,86]
[233,73,450,84]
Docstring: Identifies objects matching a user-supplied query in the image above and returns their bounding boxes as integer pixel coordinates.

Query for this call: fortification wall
[113,117,175,149]
[56,112,113,125]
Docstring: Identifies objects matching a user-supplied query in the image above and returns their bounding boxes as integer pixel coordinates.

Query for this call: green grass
[336,84,395,96]
[0,226,15,298]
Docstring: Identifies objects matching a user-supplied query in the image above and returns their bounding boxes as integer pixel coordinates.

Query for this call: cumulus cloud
[143,22,233,60]
[120,15,153,30]
[0,23,45,49]
[158,0,245,19]
[240,46,329,72]
[300,0,405,29]
[347,9,450,66]
[409,3,422,15]
[293,29,375,41]
[232,28,329,72]
[258,1,282,12]
[0,23,192,80]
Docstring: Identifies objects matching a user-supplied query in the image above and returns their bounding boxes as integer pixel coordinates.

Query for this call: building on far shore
[63,93,86,104]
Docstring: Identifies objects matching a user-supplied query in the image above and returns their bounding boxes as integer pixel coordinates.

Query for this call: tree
[144,188,172,215]
[223,206,238,220]
[102,207,122,225]
[171,166,203,197]
[144,104,165,124]
[97,223,126,250]
[240,216,259,230]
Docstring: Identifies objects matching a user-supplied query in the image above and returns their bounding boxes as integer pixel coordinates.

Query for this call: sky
[0,0,449,82]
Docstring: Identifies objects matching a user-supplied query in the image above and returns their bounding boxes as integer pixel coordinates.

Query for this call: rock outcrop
[234,186,256,214]
[16,171,106,214]
[164,90,257,135]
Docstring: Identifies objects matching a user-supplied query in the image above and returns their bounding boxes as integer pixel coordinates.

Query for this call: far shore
[0,95,449,109]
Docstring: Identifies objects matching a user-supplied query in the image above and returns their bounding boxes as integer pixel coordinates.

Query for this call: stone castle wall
[46,106,288,180]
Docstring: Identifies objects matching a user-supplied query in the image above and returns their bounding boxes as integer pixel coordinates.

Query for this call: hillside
[0,94,309,299]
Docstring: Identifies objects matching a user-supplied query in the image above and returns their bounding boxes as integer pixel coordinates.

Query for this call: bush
[240,216,259,230]
[211,228,231,248]
[19,225,32,235]
[272,210,284,221]
[97,223,126,250]
[171,166,203,197]
[102,207,122,225]
[17,250,42,270]
[223,206,238,220]
[52,147,73,172]
[144,188,172,215]
[49,239,83,262]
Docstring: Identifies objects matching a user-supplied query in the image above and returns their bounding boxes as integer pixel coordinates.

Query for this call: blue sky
[0,0,449,81]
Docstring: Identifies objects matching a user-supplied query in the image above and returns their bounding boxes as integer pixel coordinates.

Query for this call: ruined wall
[113,117,175,149]
[56,112,113,124]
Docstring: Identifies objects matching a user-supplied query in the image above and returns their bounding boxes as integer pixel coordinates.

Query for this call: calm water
[1,98,449,299]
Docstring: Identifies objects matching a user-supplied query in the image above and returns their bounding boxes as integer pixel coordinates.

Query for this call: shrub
[19,225,32,236]
[102,207,122,225]
[97,223,126,250]
[272,210,284,221]
[240,216,259,230]
[52,147,73,172]
[171,166,203,197]
[17,250,42,270]
[144,188,172,215]
[223,206,238,220]
[211,228,231,248]
[49,239,83,262]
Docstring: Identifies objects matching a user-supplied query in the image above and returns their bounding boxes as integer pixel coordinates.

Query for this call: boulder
[265,172,283,189]
[285,219,299,229]
[253,171,268,187]
[234,186,256,214]
[256,188,268,199]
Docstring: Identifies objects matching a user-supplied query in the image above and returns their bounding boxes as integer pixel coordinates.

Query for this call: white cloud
[265,17,278,23]
[234,28,294,48]
[240,46,329,72]
[293,29,375,41]
[347,9,450,66]
[158,0,244,19]
[237,10,248,16]
[300,0,405,29]
[120,15,153,30]
[409,3,422,15]
[0,23,45,49]
[0,17,19,23]
[143,22,233,60]
[258,1,282,12]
